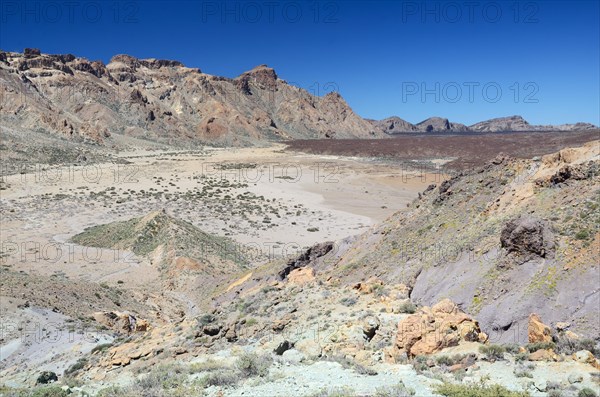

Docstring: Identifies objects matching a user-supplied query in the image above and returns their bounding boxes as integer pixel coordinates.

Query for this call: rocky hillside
[0,49,382,146]
[71,210,250,312]
[316,140,600,343]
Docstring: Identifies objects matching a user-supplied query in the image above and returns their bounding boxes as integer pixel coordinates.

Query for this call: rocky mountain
[371,116,418,133]
[0,49,382,146]
[377,114,598,134]
[416,116,470,133]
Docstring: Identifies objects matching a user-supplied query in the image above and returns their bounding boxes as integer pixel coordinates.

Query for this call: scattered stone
[295,339,322,359]
[534,378,547,392]
[93,311,149,333]
[572,350,600,370]
[281,349,304,364]
[225,325,237,342]
[555,321,571,331]
[568,373,583,384]
[362,316,380,342]
[564,330,580,340]
[202,324,222,336]
[274,340,293,355]
[353,277,384,294]
[528,349,558,361]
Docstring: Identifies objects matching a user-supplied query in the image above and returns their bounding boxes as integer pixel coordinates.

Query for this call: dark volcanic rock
[274,340,293,355]
[500,216,554,259]
[36,371,58,384]
[24,48,41,58]
[549,165,586,185]
[278,241,334,280]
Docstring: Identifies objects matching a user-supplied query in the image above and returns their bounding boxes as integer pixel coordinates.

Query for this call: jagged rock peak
[109,54,185,70]
[109,54,140,66]
[239,64,278,80]
[236,64,278,91]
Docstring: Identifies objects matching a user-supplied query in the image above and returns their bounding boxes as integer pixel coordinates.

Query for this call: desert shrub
[353,362,378,376]
[555,336,599,355]
[340,297,358,306]
[135,364,188,391]
[503,343,521,354]
[189,358,228,373]
[513,369,533,378]
[91,343,113,354]
[199,369,240,387]
[435,382,530,397]
[96,386,128,397]
[435,355,453,366]
[479,344,506,361]
[30,386,70,397]
[412,355,429,373]
[513,362,535,378]
[373,382,416,396]
[579,388,598,397]
[371,283,387,298]
[62,375,84,388]
[575,229,590,240]
[197,313,215,326]
[525,341,556,353]
[235,352,273,378]
[514,352,529,362]
[64,358,88,375]
[398,301,417,314]
[308,387,357,397]
[323,354,377,376]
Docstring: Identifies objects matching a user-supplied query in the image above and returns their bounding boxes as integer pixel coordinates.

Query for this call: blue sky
[1,0,599,125]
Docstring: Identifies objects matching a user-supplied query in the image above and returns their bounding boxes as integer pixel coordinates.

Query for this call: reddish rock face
[528,313,552,343]
[0,50,382,145]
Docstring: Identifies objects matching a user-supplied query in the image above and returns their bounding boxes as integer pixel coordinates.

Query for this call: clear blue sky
[1,0,598,125]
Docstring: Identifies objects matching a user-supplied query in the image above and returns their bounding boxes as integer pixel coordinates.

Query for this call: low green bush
[436,382,530,397]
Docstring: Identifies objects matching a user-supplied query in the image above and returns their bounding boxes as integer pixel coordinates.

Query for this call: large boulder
[395,299,487,357]
[500,216,554,259]
[528,313,552,343]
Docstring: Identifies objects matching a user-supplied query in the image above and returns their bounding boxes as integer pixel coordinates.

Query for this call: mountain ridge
[0,49,597,149]
[373,114,598,134]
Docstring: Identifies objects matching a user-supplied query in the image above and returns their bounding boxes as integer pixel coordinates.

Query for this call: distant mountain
[375,114,598,134]
[469,115,598,133]
[371,116,418,133]
[416,117,470,133]
[0,49,383,146]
